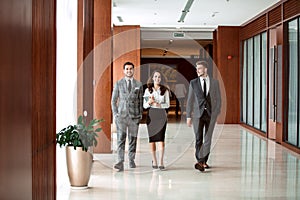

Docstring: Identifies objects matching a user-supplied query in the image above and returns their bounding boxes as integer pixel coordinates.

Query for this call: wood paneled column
[0,0,56,199]
[213,26,240,124]
[93,0,112,153]
[113,25,141,83]
[32,1,57,198]
[77,0,94,123]
[78,0,112,153]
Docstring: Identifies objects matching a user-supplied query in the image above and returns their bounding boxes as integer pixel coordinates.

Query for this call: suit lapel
[131,79,136,91]
[121,78,129,94]
[209,79,214,94]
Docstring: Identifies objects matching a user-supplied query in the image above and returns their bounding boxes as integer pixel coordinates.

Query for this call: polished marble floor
[57,122,300,200]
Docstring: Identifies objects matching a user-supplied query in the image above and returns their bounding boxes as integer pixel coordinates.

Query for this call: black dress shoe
[194,162,205,172]
[114,162,124,172]
[129,160,136,168]
[152,161,158,169]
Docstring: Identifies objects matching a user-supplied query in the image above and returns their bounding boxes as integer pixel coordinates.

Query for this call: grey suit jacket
[111,78,143,121]
[186,77,221,120]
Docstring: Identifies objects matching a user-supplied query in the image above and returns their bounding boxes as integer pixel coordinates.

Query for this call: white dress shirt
[143,87,170,109]
[199,76,210,96]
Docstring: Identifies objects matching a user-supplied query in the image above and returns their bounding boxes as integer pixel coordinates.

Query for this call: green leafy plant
[56,115,104,152]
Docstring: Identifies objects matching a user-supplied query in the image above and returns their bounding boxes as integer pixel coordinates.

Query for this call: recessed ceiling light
[117,16,123,22]
[212,12,219,17]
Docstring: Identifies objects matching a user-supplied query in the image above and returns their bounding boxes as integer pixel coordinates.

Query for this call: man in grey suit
[111,62,143,172]
[186,60,221,172]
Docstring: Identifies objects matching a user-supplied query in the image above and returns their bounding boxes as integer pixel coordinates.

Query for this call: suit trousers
[193,111,215,163]
[116,116,139,163]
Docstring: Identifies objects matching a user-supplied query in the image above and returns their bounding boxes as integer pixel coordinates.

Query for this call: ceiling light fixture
[178,0,195,23]
[211,12,219,17]
[163,49,168,56]
[117,16,123,22]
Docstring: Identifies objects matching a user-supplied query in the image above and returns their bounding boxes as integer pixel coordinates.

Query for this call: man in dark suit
[111,62,143,172]
[186,60,221,172]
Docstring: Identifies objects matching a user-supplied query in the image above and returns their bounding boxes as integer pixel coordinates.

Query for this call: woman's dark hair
[146,70,169,95]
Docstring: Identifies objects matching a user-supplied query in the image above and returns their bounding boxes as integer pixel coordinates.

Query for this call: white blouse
[143,87,170,109]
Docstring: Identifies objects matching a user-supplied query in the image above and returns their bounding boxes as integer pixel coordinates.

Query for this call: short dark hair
[123,62,134,69]
[196,60,208,68]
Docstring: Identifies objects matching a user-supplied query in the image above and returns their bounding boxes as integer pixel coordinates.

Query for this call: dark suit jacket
[186,77,221,120]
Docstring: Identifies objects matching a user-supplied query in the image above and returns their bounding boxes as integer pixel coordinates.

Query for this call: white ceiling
[112,0,280,28]
[112,0,280,57]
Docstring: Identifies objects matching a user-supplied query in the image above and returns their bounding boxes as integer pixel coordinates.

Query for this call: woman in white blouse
[143,70,170,170]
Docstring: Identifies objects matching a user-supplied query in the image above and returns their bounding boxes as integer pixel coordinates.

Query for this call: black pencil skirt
[146,107,167,142]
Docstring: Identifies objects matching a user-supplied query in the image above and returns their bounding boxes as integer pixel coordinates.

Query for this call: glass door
[268,27,283,142]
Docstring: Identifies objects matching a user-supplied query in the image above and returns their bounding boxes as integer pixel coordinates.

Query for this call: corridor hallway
[57,119,300,199]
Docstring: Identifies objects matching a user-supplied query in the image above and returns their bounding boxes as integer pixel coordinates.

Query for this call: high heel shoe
[159,166,165,170]
[152,161,158,169]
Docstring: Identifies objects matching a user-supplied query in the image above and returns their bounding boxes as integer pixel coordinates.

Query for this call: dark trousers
[175,97,185,117]
[192,111,214,163]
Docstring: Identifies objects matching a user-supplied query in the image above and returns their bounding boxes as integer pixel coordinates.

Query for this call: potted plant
[56,115,103,189]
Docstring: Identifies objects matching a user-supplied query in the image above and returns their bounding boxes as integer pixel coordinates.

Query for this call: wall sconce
[227,55,233,60]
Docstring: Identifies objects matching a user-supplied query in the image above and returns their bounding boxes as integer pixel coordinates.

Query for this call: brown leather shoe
[194,162,205,172]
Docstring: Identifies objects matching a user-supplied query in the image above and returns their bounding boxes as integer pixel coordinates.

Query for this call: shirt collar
[199,75,209,81]
[125,77,133,82]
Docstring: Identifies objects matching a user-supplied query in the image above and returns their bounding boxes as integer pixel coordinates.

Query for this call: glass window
[247,38,254,126]
[242,42,247,123]
[287,18,298,146]
[261,32,267,132]
[242,32,267,133]
[254,35,261,129]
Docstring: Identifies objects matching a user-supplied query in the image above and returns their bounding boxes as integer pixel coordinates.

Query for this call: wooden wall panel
[77,0,113,153]
[94,0,112,153]
[240,15,267,40]
[77,0,84,118]
[283,0,300,20]
[0,1,33,199]
[113,25,141,83]
[268,5,282,27]
[0,0,56,199]
[77,0,95,123]
[215,26,240,124]
[31,0,56,199]
[241,0,300,40]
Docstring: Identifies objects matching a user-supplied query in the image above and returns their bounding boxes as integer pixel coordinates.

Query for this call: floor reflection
[57,124,300,199]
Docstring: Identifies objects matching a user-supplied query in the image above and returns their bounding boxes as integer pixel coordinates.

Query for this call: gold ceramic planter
[66,146,93,189]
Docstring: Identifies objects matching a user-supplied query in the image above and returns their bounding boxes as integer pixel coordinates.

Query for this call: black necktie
[128,79,132,93]
[203,79,207,97]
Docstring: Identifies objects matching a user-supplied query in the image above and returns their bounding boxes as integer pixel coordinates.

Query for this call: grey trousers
[116,116,139,163]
